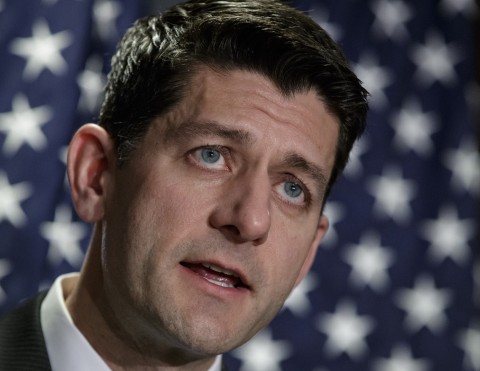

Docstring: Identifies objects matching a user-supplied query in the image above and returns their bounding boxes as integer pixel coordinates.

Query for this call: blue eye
[200,148,221,164]
[274,179,307,206]
[284,181,303,198]
[191,146,227,170]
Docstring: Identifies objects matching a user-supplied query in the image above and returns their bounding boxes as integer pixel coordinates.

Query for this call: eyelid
[188,145,231,171]
[280,153,328,202]
[276,174,312,208]
[199,144,231,160]
[186,144,315,208]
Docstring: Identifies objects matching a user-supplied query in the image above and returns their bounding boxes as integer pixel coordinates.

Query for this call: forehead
[159,66,339,176]
[180,67,335,128]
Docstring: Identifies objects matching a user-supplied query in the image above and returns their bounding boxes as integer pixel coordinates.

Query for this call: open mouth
[180,262,249,289]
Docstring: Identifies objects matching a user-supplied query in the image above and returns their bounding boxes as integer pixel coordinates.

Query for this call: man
[0,0,368,369]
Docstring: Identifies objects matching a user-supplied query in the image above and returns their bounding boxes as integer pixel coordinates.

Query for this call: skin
[65,67,339,370]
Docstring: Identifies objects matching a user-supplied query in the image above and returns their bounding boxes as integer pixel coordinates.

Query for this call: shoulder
[0,291,52,370]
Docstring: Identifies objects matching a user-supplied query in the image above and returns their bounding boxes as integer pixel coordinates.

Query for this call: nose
[209,173,271,245]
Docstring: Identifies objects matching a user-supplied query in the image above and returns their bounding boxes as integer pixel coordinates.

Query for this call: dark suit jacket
[0,291,229,371]
[0,291,51,370]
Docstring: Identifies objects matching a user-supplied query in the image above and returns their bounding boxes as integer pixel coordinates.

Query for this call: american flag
[0,1,478,370]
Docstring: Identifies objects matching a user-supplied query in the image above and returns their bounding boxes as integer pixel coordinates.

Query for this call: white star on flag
[354,53,394,109]
[316,300,375,359]
[441,0,475,16]
[395,275,452,333]
[310,7,342,41]
[0,171,33,228]
[371,0,413,41]
[344,137,369,178]
[443,139,480,196]
[344,231,395,292]
[458,322,480,371]
[233,329,292,371]
[0,260,12,304]
[39,204,87,267]
[391,98,438,156]
[373,344,431,371]
[94,0,122,41]
[322,201,346,247]
[0,94,52,156]
[421,204,475,265]
[283,272,318,317]
[9,18,73,80]
[77,55,107,114]
[410,31,462,87]
[367,166,417,224]
[59,145,69,188]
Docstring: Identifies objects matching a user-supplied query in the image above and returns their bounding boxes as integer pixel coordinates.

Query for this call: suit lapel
[0,291,52,370]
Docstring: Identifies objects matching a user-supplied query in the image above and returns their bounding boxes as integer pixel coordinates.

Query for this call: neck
[64,225,218,370]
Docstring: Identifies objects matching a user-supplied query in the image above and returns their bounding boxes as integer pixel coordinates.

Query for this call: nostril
[218,224,268,245]
[223,224,240,235]
[252,231,268,246]
[219,224,243,243]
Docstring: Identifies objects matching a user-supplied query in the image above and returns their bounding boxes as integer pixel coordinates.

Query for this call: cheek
[101,180,163,282]
[143,184,211,244]
[103,177,213,280]
[263,227,314,296]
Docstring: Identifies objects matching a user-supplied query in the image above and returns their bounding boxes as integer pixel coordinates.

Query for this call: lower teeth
[205,277,234,288]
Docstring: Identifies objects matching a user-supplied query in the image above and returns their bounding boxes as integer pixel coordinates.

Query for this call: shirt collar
[41,273,110,371]
[41,273,223,371]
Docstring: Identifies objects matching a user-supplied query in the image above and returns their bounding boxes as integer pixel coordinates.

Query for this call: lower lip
[179,264,250,300]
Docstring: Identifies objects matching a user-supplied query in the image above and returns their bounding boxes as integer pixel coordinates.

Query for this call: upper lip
[181,259,252,289]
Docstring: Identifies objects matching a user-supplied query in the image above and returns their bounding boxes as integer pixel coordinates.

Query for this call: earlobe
[67,124,114,223]
[294,215,329,287]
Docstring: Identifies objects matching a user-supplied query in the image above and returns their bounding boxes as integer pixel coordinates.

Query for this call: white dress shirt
[41,273,222,371]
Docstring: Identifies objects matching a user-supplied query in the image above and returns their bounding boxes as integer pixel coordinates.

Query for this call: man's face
[100,68,338,356]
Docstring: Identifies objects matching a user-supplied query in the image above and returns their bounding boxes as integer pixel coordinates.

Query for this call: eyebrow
[281,152,329,195]
[163,120,254,146]
[162,120,329,194]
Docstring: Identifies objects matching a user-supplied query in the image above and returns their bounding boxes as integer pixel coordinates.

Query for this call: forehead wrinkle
[162,120,255,145]
[281,152,329,195]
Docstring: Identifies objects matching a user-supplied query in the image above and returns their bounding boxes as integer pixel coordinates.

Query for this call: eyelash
[188,145,231,171]
[278,174,312,209]
[187,145,313,209]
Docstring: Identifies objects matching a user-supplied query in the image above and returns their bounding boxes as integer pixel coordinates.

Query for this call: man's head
[99,0,368,198]
[66,0,368,368]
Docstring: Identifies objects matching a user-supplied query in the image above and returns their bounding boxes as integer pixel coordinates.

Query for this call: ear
[294,215,329,287]
[67,124,115,223]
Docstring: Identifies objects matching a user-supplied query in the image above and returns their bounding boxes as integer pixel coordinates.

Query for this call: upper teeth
[202,263,237,276]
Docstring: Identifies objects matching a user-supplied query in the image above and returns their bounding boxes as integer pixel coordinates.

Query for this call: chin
[176,322,252,356]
